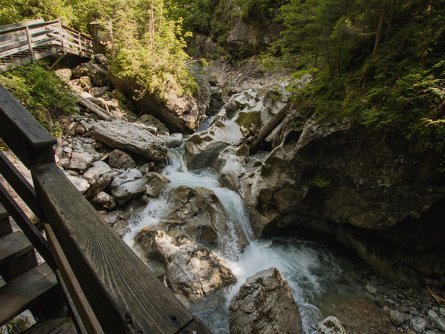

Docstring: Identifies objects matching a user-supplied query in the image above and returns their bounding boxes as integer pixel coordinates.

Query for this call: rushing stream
[124,146,344,334]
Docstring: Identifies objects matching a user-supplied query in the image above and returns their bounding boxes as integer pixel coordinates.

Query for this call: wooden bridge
[0,84,210,332]
[0,19,93,73]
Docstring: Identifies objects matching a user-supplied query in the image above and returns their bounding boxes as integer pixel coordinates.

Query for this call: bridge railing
[0,84,210,333]
[0,19,93,73]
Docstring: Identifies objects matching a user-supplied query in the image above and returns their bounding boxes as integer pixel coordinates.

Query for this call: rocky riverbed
[48,56,445,334]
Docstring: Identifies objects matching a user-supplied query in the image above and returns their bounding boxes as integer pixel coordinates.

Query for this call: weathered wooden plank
[45,223,104,334]
[0,85,56,167]
[0,19,44,33]
[23,317,77,334]
[32,162,197,334]
[0,48,61,73]
[0,152,42,219]
[0,263,57,326]
[0,182,55,269]
[0,231,33,265]
[0,203,7,220]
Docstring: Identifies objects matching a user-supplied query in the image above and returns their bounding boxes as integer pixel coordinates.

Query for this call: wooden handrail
[0,19,93,73]
[0,85,211,333]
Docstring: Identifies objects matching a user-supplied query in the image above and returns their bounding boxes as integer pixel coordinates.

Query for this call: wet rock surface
[229,268,302,334]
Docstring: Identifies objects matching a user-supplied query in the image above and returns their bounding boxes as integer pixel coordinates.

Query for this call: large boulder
[72,62,108,87]
[229,268,302,334]
[93,120,167,161]
[135,229,235,304]
[163,186,248,254]
[243,109,445,286]
[110,64,211,133]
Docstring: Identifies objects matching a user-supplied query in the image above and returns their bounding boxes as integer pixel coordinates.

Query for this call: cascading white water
[124,147,342,334]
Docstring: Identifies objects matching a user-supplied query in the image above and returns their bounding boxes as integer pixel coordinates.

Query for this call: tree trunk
[373,1,387,55]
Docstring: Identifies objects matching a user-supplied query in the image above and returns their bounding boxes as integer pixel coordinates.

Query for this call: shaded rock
[92,191,116,210]
[91,161,112,176]
[110,169,142,189]
[69,152,95,171]
[390,310,408,326]
[54,68,72,83]
[434,317,445,331]
[139,114,169,134]
[72,62,108,87]
[83,166,100,184]
[160,186,248,254]
[111,177,148,204]
[111,63,210,133]
[108,149,136,169]
[164,133,183,148]
[410,317,427,332]
[135,229,235,304]
[93,54,110,69]
[84,172,115,198]
[317,316,346,334]
[67,175,90,194]
[145,173,169,198]
[229,268,302,334]
[93,120,167,161]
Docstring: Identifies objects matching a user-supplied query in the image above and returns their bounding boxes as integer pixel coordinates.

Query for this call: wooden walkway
[0,84,211,333]
[0,19,93,73]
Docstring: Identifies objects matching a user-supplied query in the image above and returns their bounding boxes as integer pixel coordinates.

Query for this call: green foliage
[311,176,331,189]
[0,62,77,135]
[267,0,445,150]
[108,0,197,99]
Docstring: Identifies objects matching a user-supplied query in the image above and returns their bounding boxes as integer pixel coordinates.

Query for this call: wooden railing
[0,19,93,73]
[0,84,210,333]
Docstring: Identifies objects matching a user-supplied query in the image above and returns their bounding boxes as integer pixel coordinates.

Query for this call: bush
[0,62,77,136]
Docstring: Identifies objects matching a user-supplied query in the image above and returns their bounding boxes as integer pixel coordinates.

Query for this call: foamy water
[124,147,342,333]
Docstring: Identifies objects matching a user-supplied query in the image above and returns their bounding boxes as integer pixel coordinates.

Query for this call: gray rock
[440,308,445,317]
[138,114,169,134]
[164,133,183,148]
[428,310,439,320]
[67,175,90,194]
[317,316,346,334]
[92,192,116,210]
[91,161,112,176]
[434,317,445,331]
[111,177,148,204]
[110,169,142,189]
[58,157,71,169]
[93,120,167,161]
[145,173,169,197]
[425,331,437,334]
[113,219,129,237]
[93,54,110,69]
[69,152,94,171]
[390,310,408,326]
[108,149,136,169]
[135,229,235,305]
[84,172,115,198]
[72,62,108,87]
[410,317,427,332]
[83,167,100,184]
[229,268,302,334]
[54,68,72,83]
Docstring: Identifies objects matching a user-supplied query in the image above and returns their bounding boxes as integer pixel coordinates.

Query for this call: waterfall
[124,147,342,334]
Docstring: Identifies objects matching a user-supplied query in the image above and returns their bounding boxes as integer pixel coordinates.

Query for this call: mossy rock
[235,111,262,136]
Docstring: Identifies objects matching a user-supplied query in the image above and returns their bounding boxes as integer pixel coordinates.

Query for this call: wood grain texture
[0,181,55,269]
[0,85,56,167]
[0,151,42,219]
[0,263,57,325]
[0,231,33,265]
[45,223,104,334]
[32,163,201,334]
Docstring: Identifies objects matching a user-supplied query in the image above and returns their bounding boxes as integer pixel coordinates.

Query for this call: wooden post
[78,32,82,56]
[25,26,35,61]
[58,20,66,54]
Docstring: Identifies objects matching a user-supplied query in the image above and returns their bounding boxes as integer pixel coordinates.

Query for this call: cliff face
[241,111,445,286]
